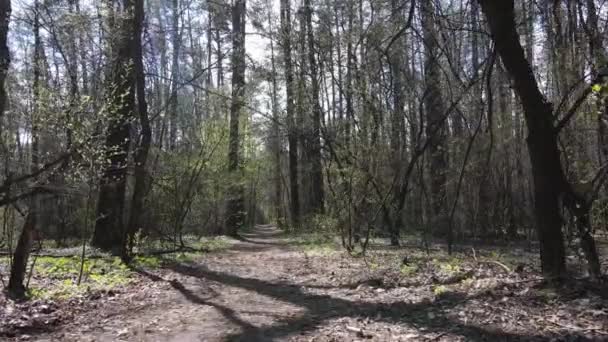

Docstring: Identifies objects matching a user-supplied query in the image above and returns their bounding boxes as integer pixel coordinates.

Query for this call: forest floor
[2,224,608,341]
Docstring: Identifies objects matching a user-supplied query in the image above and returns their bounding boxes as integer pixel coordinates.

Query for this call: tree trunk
[92,0,137,253]
[0,0,10,127]
[304,0,324,214]
[169,0,180,150]
[7,1,41,298]
[387,0,406,246]
[479,0,567,278]
[125,0,151,260]
[225,0,247,236]
[8,214,35,298]
[281,0,300,228]
[421,0,448,240]
[267,2,283,224]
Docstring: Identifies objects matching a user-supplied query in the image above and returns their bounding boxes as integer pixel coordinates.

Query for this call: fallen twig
[471,247,512,273]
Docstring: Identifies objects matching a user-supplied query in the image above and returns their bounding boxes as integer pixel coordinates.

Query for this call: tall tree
[281,0,300,228]
[479,0,568,278]
[91,0,137,252]
[225,0,247,236]
[386,0,408,245]
[8,0,43,298]
[125,0,151,260]
[0,0,9,126]
[304,0,324,214]
[421,0,448,239]
[168,0,180,150]
[267,0,283,223]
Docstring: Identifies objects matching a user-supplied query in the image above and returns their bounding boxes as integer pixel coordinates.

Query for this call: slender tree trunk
[8,214,35,298]
[345,4,353,147]
[169,0,180,150]
[0,0,10,129]
[155,1,168,148]
[296,9,309,215]
[281,0,300,228]
[267,2,283,224]
[8,0,41,298]
[125,0,151,260]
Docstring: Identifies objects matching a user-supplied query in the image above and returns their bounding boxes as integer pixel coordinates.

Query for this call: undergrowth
[0,235,233,300]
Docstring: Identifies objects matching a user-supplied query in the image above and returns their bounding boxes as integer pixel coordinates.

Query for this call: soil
[2,225,608,341]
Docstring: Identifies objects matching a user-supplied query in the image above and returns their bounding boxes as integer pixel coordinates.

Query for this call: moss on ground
[26,256,133,300]
[0,235,234,301]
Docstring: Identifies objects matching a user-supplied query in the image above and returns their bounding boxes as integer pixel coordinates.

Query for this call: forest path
[39,224,384,342]
[32,225,606,342]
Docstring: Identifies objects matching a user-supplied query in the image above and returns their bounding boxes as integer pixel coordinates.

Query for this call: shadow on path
[168,262,599,341]
[153,226,592,341]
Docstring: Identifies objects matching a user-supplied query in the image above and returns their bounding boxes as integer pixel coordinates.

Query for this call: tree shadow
[131,266,266,339]
[162,262,594,342]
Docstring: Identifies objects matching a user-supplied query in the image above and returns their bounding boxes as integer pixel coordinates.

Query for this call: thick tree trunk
[92,0,137,253]
[304,0,324,214]
[421,1,448,240]
[479,0,567,278]
[225,0,247,236]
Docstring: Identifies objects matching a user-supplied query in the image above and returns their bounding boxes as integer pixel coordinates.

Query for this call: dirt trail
[31,225,608,342]
[40,225,349,342]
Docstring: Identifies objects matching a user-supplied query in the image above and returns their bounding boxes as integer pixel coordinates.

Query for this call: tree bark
[281,0,300,228]
[386,0,406,246]
[225,0,247,236]
[168,0,180,150]
[8,0,42,298]
[125,0,151,260]
[8,214,35,298]
[304,0,324,214]
[267,2,283,224]
[479,0,567,278]
[421,0,448,240]
[92,0,137,253]
[0,0,10,127]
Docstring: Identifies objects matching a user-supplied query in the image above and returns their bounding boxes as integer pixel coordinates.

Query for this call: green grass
[26,255,133,300]
[134,235,233,254]
[0,236,234,301]
[400,264,418,276]
[288,233,339,255]
[193,236,233,252]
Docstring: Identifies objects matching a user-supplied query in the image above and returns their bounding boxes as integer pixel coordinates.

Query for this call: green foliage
[305,214,339,236]
[194,236,232,251]
[432,257,463,276]
[432,284,448,296]
[293,235,338,255]
[132,255,162,268]
[400,264,418,276]
[28,256,133,300]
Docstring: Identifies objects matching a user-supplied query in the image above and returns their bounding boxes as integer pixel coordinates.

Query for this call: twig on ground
[471,247,512,273]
